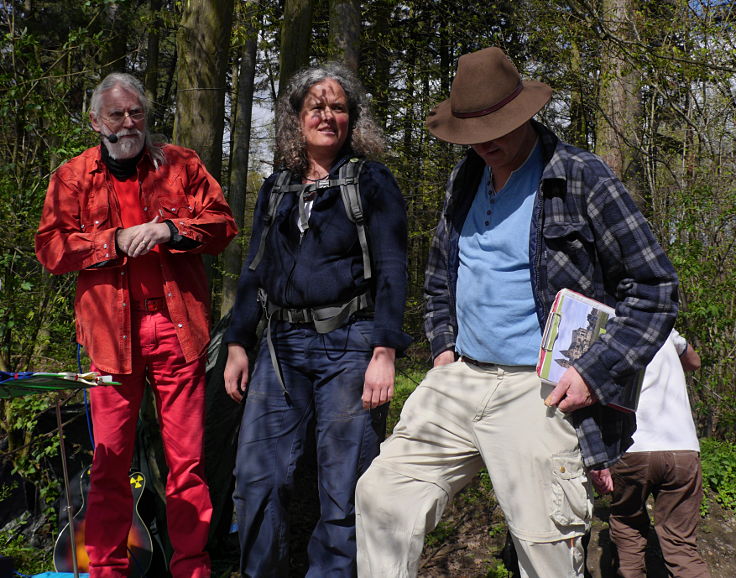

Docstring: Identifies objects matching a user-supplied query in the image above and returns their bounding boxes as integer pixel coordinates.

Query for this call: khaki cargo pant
[355,361,592,577]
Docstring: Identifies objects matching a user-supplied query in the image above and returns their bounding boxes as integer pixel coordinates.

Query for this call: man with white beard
[36,72,237,578]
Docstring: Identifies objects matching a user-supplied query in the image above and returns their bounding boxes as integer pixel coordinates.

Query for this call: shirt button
[94,220,99,224]
[105,253,109,258]
[121,271,125,275]
[559,466,566,473]
[144,207,148,212]
[122,302,127,307]
[167,293,172,297]
[177,323,183,328]
[123,335,128,340]
[103,243,108,249]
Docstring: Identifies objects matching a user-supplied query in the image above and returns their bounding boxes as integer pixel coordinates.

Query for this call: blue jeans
[233,319,381,577]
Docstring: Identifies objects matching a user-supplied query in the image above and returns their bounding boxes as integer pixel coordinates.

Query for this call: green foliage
[486,561,512,578]
[700,438,736,513]
[0,480,18,502]
[389,368,424,433]
[0,525,53,575]
[0,4,99,375]
[0,2,104,525]
[425,519,456,549]
[664,176,736,439]
[2,395,64,519]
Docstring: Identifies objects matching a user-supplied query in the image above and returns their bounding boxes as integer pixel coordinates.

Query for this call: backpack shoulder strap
[249,170,292,271]
[339,158,371,280]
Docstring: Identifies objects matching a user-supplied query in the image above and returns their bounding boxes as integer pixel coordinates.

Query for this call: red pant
[86,310,212,578]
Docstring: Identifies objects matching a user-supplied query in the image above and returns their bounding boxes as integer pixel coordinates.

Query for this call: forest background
[1,0,736,576]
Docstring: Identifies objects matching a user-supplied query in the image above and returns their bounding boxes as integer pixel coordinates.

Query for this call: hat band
[452,82,523,119]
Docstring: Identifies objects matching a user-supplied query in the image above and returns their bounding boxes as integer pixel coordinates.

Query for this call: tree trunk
[173,0,234,181]
[279,0,313,95]
[173,0,234,316]
[171,1,236,550]
[328,0,360,71]
[220,1,259,318]
[568,40,588,149]
[595,0,644,209]
[101,2,131,73]
[144,0,163,119]
[362,0,392,128]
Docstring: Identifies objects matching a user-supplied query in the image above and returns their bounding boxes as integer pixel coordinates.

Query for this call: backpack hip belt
[258,288,373,397]
[265,290,373,335]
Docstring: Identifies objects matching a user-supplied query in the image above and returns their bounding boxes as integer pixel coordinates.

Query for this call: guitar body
[54,468,154,577]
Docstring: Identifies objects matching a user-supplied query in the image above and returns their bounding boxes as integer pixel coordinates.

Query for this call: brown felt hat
[426,47,552,145]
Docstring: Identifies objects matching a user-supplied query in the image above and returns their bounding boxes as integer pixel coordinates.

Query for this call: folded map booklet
[537,288,642,413]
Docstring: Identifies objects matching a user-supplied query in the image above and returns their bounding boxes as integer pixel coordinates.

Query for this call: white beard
[104,129,145,159]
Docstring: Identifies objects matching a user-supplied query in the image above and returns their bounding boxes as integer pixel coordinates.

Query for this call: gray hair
[275,63,385,174]
[90,72,165,167]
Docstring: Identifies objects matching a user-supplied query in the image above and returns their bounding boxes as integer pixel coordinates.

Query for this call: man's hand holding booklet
[537,288,643,413]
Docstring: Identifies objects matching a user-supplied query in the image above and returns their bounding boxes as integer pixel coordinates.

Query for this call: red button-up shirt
[35,144,238,374]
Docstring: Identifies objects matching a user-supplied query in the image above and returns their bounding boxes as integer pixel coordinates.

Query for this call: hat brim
[426,81,552,145]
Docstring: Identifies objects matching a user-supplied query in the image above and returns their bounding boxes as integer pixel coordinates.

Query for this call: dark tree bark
[362,0,392,128]
[144,0,163,114]
[171,0,237,551]
[279,0,313,95]
[595,0,644,208]
[568,40,589,149]
[328,0,360,72]
[101,2,132,73]
[220,1,259,318]
[173,0,234,181]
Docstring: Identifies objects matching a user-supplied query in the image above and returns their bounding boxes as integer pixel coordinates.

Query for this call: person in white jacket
[608,329,711,578]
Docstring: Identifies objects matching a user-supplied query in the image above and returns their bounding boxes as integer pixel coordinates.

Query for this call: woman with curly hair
[224,62,411,576]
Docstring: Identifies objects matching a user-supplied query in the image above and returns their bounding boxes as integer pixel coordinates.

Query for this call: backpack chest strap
[249,159,370,280]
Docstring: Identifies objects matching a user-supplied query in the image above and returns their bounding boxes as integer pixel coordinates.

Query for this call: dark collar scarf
[100,144,144,181]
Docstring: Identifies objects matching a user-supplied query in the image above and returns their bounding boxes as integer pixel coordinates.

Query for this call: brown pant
[609,451,710,578]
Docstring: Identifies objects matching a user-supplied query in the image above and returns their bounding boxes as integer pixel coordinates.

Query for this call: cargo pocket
[549,451,592,528]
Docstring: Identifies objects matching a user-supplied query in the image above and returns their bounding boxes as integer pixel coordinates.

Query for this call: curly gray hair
[90,72,165,167]
[276,63,385,174]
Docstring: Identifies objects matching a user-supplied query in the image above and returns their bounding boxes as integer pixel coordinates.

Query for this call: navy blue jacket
[226,154,411,352]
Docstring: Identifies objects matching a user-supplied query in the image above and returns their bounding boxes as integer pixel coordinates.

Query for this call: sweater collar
[99,143,144,180]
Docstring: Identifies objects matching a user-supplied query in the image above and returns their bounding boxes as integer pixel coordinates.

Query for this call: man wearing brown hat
[355,47,678,577]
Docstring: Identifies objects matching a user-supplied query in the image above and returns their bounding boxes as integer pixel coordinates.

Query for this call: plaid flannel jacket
[423,121,678,468]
